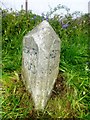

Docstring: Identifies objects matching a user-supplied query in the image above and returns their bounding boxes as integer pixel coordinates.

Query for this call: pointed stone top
[24,20,60,52]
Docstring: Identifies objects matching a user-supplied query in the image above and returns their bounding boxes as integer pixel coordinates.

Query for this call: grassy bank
[1,8,90,119]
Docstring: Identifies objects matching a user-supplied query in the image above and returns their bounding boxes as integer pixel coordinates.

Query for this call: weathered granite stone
[22,20,61,110]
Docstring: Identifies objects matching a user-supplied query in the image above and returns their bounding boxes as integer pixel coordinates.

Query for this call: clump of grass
[2,72,34,119]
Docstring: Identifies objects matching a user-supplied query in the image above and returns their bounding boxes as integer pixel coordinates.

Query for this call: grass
[1,10,90,119]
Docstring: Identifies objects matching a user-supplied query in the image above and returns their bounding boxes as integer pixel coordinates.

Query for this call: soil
[51,73,66,98]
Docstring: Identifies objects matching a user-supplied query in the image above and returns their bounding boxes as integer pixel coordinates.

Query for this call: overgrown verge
[1,6,90,119]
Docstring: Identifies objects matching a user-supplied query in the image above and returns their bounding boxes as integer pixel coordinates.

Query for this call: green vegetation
[1,5,90,119]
